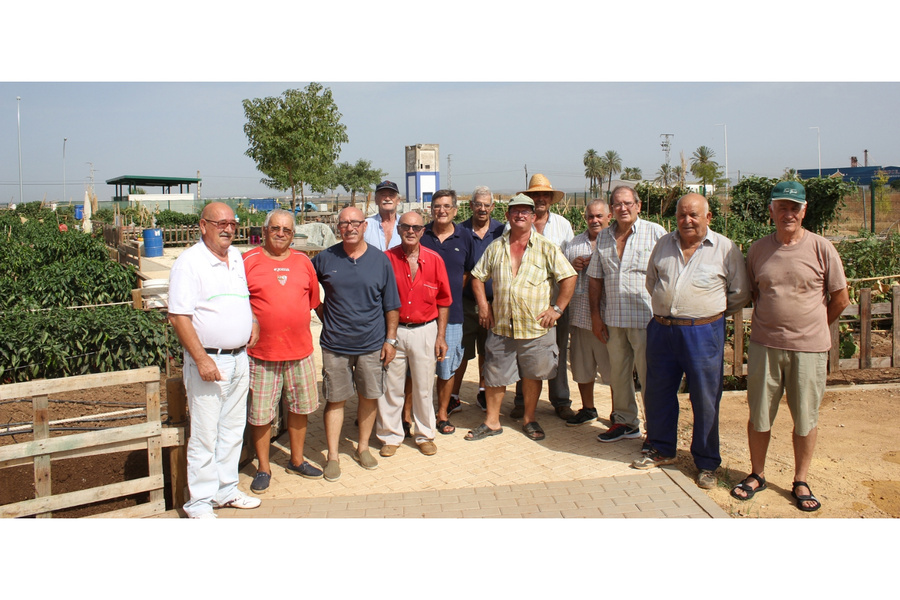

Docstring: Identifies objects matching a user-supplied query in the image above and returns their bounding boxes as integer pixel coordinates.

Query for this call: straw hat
[519,173,565,204]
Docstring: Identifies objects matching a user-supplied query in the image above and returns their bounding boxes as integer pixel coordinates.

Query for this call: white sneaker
[214,491,261,510]
[191,512,217,519]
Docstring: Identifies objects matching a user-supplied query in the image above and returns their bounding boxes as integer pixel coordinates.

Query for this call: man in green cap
[731,181,849,512]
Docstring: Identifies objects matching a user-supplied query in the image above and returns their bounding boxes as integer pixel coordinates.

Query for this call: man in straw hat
[465,194,576,442]
[508,173,576,422]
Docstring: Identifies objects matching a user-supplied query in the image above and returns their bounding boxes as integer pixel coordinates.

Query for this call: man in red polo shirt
[243,209,323,494]
[377,211,452,457]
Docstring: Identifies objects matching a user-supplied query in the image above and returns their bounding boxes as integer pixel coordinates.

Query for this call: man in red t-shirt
[378,211,452,457]
[243,209,322,494]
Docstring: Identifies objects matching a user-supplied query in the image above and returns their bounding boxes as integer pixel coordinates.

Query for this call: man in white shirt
[169,202,261,518]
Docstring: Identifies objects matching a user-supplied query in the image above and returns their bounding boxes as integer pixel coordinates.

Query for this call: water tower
[405,144,440,204]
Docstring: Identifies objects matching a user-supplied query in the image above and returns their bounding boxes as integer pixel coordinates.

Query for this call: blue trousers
[643,317,724,472]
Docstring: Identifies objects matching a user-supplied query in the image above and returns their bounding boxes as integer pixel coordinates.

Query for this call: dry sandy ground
[701,379,900,518]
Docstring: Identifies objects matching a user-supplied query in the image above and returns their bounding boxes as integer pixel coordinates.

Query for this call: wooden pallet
[0,367,172,518]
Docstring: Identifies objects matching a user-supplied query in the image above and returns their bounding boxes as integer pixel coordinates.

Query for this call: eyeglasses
[337,220,365,229]
[432,204,455,213]
[509,208,534,215]
[471,202,492,209]
[203,219,238,230]
[611,202,636,210]
[267,226,294,235]
[398,223,425,233]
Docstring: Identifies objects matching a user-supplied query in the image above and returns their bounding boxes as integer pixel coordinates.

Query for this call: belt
[653,313,723,327]
[398,318,436,329]
[203,346,246,355]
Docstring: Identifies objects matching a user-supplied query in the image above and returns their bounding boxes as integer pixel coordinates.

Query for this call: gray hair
[472,186,493,203]
[264,208,295,228]
[585,198,609,216]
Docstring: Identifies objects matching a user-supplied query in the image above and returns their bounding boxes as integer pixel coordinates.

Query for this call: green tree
[583,149,602,195]
[600,150,623,196]
[690,145,719,196]
[333,159,386,206]
[242,83,349,214]
[655,163,673,188]
[622,167,642,181]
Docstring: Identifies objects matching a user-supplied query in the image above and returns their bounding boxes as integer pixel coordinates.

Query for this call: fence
[0,367,186,518]
[725,286,900,376]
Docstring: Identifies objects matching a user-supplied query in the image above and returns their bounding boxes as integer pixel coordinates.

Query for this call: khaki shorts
[248,354,319,426]
[321,348,385,403]
[483,329,558,388]
[747,341,827,437]
[569,326,611,385]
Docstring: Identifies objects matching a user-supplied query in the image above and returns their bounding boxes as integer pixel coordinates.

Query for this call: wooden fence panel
[0,367,179,519]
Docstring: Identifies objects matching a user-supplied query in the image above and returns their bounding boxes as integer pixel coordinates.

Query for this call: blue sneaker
[286,460,324,479]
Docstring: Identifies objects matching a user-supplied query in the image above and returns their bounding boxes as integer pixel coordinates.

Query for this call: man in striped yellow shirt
[466,194,577,443]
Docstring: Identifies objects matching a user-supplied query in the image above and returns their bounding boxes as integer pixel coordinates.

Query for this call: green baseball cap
[770,180,807,204]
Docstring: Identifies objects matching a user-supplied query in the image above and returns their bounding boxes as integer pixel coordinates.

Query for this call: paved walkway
[159,356,727,519]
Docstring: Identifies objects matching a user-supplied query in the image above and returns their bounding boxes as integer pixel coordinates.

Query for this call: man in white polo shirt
[169,201,260,518]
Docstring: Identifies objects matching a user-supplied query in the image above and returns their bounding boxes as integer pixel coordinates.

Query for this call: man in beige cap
[510,174,576,421]
[466,194,576,442]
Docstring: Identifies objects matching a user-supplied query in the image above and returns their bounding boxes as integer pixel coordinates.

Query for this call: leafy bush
[0,211,175,382]
[155,209,199,228]
[0,307,179,383]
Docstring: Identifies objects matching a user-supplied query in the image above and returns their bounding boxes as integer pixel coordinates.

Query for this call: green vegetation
[0,207,177,383]
[242,83,348,214]
[332,159,386,205]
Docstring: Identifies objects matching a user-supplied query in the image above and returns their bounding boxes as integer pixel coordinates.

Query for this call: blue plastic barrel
[143,228,164,257]
[74,205,84,220]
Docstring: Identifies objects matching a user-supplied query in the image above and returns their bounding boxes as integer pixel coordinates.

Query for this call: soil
[2,364,899,518]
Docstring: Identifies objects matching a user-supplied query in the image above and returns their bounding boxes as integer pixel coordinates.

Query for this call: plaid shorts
[248,354,319,426]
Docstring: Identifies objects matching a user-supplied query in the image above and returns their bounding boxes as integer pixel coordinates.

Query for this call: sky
[4,81,898,204]
[3,4,900,205]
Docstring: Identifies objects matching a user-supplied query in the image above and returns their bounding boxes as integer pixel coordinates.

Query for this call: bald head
[399,211,423,227]
[675,193,712,244]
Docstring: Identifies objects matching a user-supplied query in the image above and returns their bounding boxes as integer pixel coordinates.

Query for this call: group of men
[168,174,846,518]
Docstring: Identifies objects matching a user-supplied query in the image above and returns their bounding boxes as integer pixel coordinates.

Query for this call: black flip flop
[464,423,503,441]
[437,420,456,435]
[523,421,545,441]
[730,473,767,501]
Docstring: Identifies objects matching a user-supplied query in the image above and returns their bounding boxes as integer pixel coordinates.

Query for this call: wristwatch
[552,305,564,315]
[385,338,399,348]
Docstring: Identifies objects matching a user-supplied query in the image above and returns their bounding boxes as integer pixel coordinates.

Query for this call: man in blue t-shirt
[312,207,401,482]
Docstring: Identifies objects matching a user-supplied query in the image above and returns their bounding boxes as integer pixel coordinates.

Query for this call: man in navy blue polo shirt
[453,186,505,411]
[312,206,401,482]
[422,189,475,435]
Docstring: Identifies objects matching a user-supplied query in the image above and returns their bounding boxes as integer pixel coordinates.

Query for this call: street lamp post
[17,97,24,204]
[63,138,68,204]
[810,126,821,177]
[715,123,728,203]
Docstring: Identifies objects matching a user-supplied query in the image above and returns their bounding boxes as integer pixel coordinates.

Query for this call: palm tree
[583,149,601,194]
[622,167,642,181]
[690,145,719,195]
[655,164,673,188]
[599,150,622,195]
